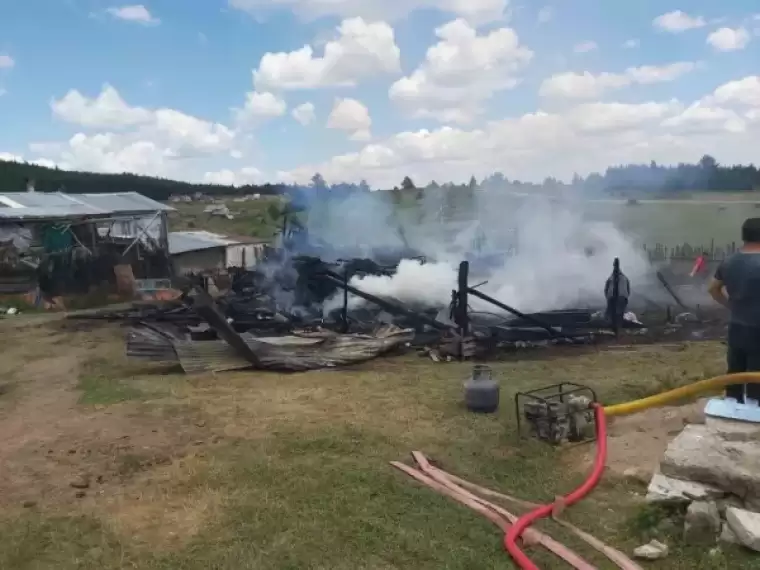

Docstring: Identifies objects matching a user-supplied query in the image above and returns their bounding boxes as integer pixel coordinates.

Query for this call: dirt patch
[0,319,206,515]
[95,453,227,549]
[569,400,706,480]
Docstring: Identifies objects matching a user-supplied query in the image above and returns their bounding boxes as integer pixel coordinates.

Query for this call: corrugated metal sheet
[168,231,243,255]
[76,192,173,214]
[0,191,173,220]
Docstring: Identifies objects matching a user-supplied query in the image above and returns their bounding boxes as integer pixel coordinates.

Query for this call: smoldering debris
[63,184,729,372]
[127,323,415,373]
[65,247,727,374]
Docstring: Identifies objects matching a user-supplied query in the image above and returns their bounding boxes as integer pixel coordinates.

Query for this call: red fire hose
[504,403,608,570]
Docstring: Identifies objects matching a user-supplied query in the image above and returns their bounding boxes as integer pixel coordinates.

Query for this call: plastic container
[464,364,500,413]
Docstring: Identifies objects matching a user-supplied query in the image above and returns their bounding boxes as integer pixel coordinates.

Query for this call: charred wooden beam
[456,261,469,338]
[467,288,566,339]
[191,286,262,367]
[656,270,688,310]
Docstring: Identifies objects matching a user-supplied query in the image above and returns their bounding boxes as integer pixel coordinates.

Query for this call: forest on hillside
[0,154,758,201]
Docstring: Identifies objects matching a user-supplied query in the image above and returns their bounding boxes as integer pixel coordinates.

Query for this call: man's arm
[708,264,729,307]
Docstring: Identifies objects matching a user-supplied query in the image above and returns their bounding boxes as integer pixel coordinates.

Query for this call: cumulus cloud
[233,91,287,124]
[653,10,705,33]
[42,85,238,178]
[389,19,532,123]
[229,0,508,25]
[707,27,751,52]
[622,39,640,49]
[253,17,400,90]
[52,84,153,128]
[327,98,371,141]
[204,167,264,186]
[707,75,760,107]
[292,102,316,125]
[539,62,697,100]
[281,75,760,188]
[0,54,14,69]
[106,4,160,25]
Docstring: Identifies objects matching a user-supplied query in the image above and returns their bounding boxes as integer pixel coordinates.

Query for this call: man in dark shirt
[708,217,760,403]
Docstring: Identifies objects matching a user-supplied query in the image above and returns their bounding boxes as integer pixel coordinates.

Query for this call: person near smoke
[708,218,760,403]
[604,264,630,323]
[690,251,709,278]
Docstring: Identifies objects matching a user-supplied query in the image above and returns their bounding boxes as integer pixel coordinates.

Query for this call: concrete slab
[660,424,760,508]
[646,472,725,504]
[726,507,760,552]
[705,416,760,442]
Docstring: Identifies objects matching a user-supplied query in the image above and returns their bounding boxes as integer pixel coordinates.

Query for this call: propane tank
[464,364,500,413]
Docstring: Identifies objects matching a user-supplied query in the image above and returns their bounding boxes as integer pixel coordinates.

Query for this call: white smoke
[301,185,653,316]
[323,259,457,314]
[474,197,650,312]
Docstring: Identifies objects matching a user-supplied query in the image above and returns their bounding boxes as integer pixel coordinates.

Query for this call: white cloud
[204,167,264,186]
[52,84,153,128]
[707,27,751,52]
[229,0,508,25]
[662,103,746,134]
[151,109,236,155]
[233,91,287,124]
[0,152,23,162]
[253,17,400,90]
[573,41,597,54]
[0,54,15,69]
[327,98,371,141]
[40,85,238,177]
[653,10,706,33]
[282,78,760,188]
[106,4,160,25]
[537,6,553,24]
[708,76,760,107]
[540,62,697,100]
[622,39,640,49]
[389,19,532,123]
[292,102,316,126]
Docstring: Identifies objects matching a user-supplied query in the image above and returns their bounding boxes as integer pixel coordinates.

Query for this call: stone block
[646,472,724,504]
[683,501,721,545]
[726,507,760,552]
[660,424,760,505]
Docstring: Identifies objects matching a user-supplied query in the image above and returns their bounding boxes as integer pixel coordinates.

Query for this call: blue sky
[0,0,759,187]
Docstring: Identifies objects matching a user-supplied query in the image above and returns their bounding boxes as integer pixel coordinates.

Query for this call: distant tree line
[0,159,285,201]
[1,154,758,203]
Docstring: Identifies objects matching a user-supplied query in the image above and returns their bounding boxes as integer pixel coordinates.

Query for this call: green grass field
[167,191,760,254]
[590,200,758,248]
[1,318,759,570]
[168,196,285,240]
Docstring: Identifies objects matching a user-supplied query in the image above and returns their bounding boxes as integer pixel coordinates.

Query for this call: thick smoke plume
[289,184,656,315]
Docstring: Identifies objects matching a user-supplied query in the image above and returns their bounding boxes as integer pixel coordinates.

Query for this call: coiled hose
[505,372,760,569]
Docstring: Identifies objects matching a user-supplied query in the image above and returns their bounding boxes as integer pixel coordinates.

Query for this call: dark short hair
[742,218,760,243]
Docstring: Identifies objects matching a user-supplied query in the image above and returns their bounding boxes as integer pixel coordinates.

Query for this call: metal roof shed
[0,191,173,221]
[169,231,268,275]
[0,191,174,258]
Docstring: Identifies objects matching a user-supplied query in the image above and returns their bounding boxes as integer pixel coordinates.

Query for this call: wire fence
[643,240,739,262]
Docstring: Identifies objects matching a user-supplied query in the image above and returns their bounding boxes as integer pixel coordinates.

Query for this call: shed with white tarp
[168,230,268,275]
